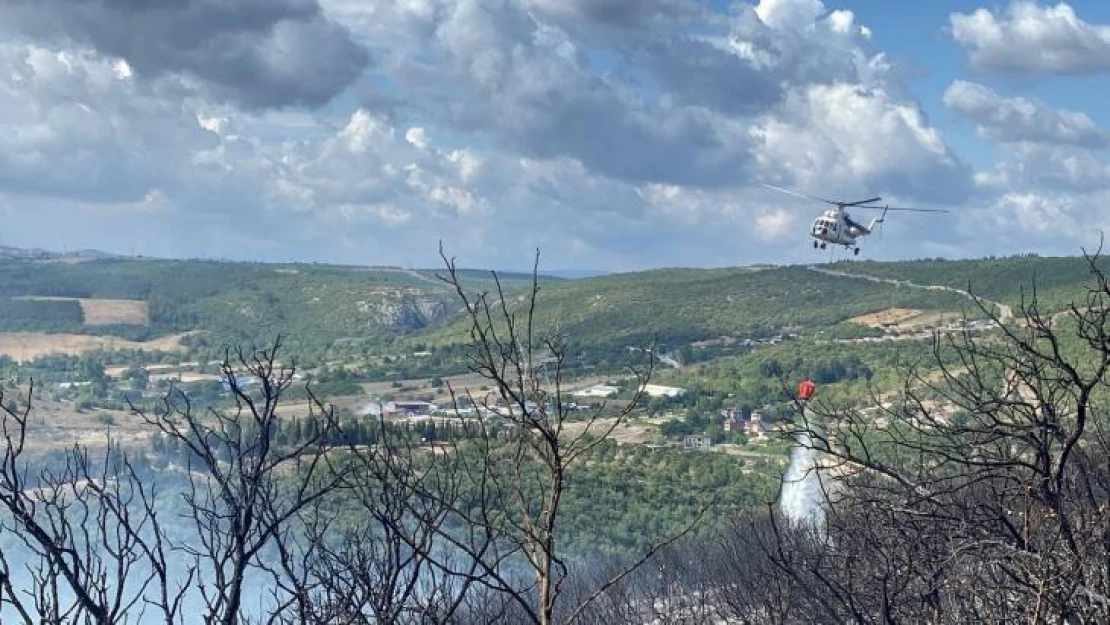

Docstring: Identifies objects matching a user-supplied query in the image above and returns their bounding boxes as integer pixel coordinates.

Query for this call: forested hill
[417,253,1107,364]
[421,264,973,352]
[820,254,1110,310]
[0,249,1102,366]
[0,256,542,354]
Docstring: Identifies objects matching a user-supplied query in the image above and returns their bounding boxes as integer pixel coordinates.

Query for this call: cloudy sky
[1,0,1109,271]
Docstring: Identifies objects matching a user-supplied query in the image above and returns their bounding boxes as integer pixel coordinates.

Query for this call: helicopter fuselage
[810,209,868,246]
[758,182,943,256]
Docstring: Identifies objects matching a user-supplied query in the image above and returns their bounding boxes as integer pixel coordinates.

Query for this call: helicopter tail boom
[866,206,889,233]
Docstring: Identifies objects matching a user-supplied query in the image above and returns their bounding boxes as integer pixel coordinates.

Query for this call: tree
[77,358,108,394]
[523,246,1110,624]
[705,246,1110,623]
[0,340,343,625]
[361,245,710,625]
[0,382,180,625]
[130,339,343,625]
[123,365,149,391]
[0,246,723,624]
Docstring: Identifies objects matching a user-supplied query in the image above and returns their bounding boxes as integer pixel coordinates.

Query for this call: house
[746,410,769,437]
[385,400,435,417]
[683,434,713,452]
[723,415,746,434]
[720,408,746,433]
[640,384,686,398]
[572,384,620,398]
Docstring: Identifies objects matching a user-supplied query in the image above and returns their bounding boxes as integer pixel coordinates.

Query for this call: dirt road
[807,266,1013,322]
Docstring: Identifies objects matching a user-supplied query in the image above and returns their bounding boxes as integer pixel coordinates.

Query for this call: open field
[848,308,921,327]
[0,331,188,362]
[13,296,149,326]
[359,371,494,400]
[357,372,631,406]
[559,415,671,445]
[104,362,210,377]
[848,307,964,331]
[15,398,151,453]
[78,298,149,325]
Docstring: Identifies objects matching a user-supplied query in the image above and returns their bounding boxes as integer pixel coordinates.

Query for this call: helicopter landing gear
[819,242,826,250]
[813,240,819,249]
[853,247,860,256]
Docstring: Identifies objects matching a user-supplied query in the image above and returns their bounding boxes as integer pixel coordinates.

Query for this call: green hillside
[418,265,983,355]
[1,251,1102,371]
[0,257,543,361]
[822,254,1110,311]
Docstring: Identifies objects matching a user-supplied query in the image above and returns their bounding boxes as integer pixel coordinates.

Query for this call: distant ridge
[412,267,606,280]
[0,245,589,286]
[0,246,54,260]
[0,245,124,261]
[538,269,610,279]
[0,245,1101,369]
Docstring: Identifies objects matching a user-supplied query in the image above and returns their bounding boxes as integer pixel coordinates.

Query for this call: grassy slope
[822,254,1110,311]
[0,258,542,349]
[418,265,985,352]
[1,253,1103,364]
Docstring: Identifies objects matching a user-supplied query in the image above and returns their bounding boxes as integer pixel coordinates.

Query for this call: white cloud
[944,80,1109,148]
[755,208,796,241]
[728,2,887,86]
[0,0,371,108]
[0,41,216,202]
[427,186,488,216]
[338,109,394,154]
[0,0,1093,269]
[111,58,133,80]
[196,113,228,135]
[755,0,825,30]
[752,83,971,203]
[405,127,429,150]
[826,10,855,35]
[1034,148,1110,191]
[520,0,702,27]
[957,191,1108,254]
[980,143,1110,193]
[995,192,1077,234]
[447,149,482,181]
[950,1,1110,77]
[336,202,413,225]
[956,165,1110,257]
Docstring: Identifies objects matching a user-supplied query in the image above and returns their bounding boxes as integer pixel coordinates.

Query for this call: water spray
[779,379,826,529]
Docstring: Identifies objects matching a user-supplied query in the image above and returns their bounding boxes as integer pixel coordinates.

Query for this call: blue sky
[852,1,997,168]
[857,1,1110,164]
[0,0,1109,271]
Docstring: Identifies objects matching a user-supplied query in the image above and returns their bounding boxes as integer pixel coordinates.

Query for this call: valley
[1,246,1105,623]
[5,0,1108,617]
[0,250,1093,456]
[0,331,192,362]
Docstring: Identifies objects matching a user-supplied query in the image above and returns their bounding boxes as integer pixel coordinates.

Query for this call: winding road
[806,265,1013,322]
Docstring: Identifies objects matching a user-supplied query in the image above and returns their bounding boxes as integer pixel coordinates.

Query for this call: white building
[572,384,620,398]
[640,384,687,398]
[385,400,436,417]
[683,434,713,452]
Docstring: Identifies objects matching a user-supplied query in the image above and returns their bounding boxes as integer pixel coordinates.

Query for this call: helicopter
[760,183,950,256]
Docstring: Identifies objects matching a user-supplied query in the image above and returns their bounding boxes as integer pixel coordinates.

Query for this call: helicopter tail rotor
[867,206,889,237]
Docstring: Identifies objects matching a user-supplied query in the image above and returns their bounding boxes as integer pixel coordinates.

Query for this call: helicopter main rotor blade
[855,204,950,213]
[759,183,842,206]
[843,197,882,207]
